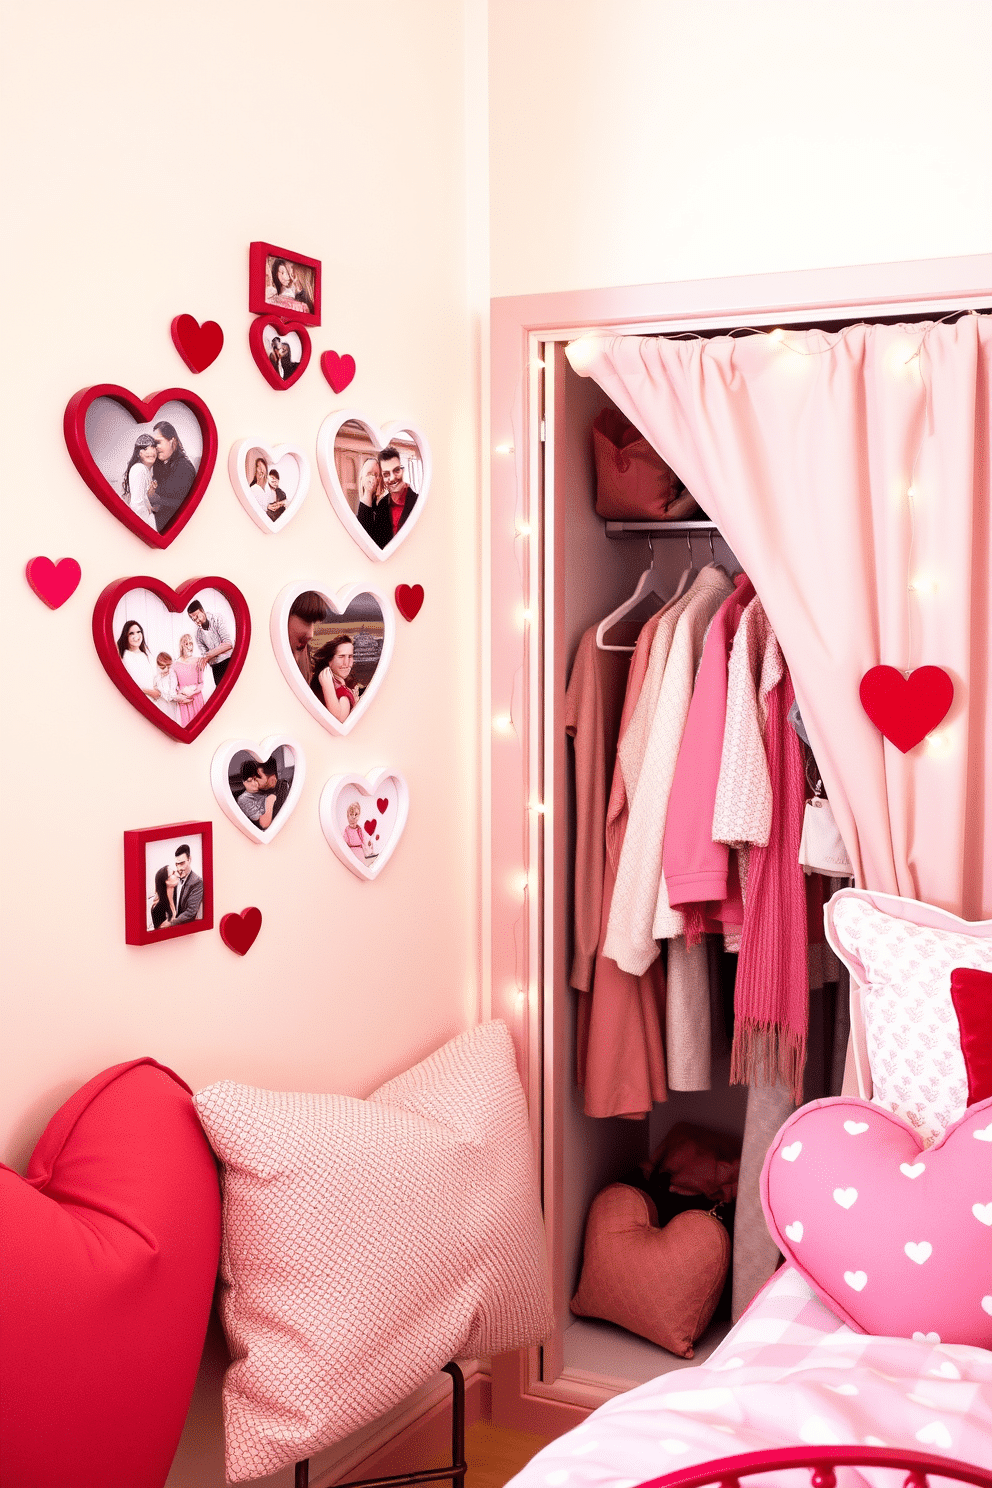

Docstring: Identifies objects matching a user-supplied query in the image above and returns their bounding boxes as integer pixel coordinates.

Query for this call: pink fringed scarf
[730,670,809,1102]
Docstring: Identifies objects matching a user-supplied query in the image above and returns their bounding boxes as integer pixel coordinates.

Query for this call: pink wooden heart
[26,556,81,609]
[171,314,224,372]
[220,907,262,956]
[395,583,424,621]
[321,350,356,394]
[762,1096,992,1346]
[859,665,953,752]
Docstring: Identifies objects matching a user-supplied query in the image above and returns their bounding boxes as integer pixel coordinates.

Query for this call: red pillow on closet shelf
[0,1058,222,1488]
[592,406,681,520]
[951,966,992,1104]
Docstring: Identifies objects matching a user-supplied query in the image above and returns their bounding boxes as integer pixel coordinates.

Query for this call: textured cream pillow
[194,1021,552,1483]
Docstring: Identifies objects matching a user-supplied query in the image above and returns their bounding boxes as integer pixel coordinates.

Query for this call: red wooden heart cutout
[320,350,357,394]
[171,314,224,373]
[395,583,424,621]
[220,907,262,956]
[364,819,377,837]
[64,383,218,550]
[26,556,81,609]
[92,575,251,743]
[376,797,389,813]
[249,315,312,390]
[859,665,953,753]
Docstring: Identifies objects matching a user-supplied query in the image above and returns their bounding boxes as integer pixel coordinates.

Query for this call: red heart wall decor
[395,583,424,621]
[859,665,954,753]
[376,796,389,814]
[92,575,251,743]
[63,384,218,549]
[25,556,81,609]
[220,907,262,956]
[320,350,357,394]
[249,315,312,390]
[171,314,224,372]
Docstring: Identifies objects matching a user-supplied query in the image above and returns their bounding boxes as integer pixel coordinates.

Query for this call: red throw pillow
[951,966,992,1104]
[0,1059,221,1488]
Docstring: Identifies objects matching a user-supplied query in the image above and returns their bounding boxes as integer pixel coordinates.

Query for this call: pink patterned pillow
[194,1022,553,1483]
[761,1095,992,1347]
[825,889,992,1145]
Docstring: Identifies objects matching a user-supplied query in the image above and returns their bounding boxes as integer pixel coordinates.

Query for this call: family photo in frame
[285,590,385,726]
[113,585,238,728]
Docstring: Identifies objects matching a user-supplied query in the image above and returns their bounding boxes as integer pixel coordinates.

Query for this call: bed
[506,1266,992,1488]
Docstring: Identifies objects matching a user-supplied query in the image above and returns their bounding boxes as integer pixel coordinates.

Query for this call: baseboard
[307,1363,490,1488]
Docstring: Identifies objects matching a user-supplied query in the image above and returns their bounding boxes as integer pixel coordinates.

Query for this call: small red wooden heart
[64,383,218,550]
[249,315,312,390]
[364,819,377,837]
[395,583,424,621]
[26,556,81,609]
[92,575,251,743]
[171,314,224,373]
[320,350,357,394]
[859,665,954,753]
[376,797,389,814]
[220,907,262,956]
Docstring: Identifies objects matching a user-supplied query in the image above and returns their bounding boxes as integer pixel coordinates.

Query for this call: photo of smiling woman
[311,634,356,723]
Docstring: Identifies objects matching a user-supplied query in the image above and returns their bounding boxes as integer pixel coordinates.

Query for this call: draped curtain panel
[570,317,991,921]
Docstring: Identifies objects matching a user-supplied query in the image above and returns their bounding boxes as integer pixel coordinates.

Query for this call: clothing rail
[604,520,718,535]
[294,1362,466,1488]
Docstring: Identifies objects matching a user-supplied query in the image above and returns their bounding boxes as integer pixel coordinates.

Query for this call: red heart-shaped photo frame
[249,315,312,390]
[93,575,251,743]
[171,314,224,373]
[859,665,954,753]
[64,384,218,550]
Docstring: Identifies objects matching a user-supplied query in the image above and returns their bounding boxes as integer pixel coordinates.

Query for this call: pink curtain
[570,317,991,921]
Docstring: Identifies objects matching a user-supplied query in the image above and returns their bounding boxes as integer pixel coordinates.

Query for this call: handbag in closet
[592,407,699,520]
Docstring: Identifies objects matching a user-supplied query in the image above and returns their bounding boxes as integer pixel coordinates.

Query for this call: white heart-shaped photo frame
[210,736,306,844]
[316,409,431,561]
[319,769,409,880]
[229,439,310,534]
[270,582,395,736]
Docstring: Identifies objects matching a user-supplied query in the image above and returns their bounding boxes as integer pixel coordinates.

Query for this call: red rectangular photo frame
[124,820,214,946]
[249,241,321,326]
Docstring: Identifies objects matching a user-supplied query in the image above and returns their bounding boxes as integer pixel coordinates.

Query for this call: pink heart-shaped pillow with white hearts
[761,1096,992,1347]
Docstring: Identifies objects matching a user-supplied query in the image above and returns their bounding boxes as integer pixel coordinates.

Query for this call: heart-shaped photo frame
[210,736,305,845]
[228,439,310,534]
[270,582,395,737]
[64,384,218,549]
[249,316,312,390]
[316,410,431,562]
[93,576,250,743]
[319,769,409,881]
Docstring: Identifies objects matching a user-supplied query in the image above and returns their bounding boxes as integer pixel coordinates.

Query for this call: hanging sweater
[605,565,735,976]
[564,628,631,991]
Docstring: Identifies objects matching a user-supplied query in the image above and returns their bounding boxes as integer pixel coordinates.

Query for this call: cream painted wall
[0,7,479,1166]
[489,0,992,297]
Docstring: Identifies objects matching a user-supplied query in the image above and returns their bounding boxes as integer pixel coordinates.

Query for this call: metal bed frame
[642,1444,992,1488]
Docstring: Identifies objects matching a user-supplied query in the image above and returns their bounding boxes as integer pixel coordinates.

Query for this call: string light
[494,442,514,455]
[493,713,513,733]
[769,328,785,343]
[521,608,533,625]
[516,521,532,537]
[529,801,546,815]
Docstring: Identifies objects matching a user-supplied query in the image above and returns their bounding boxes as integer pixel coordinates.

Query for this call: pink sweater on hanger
[664,574,754,916]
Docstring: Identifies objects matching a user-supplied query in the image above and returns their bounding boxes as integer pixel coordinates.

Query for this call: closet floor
[562,1316,731,1387]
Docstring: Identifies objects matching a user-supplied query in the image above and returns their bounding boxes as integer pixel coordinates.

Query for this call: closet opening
[487,259,992,1430]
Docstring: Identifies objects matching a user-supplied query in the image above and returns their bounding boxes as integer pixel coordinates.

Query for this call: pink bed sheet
[508,1268,992,1488]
